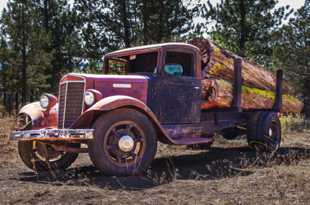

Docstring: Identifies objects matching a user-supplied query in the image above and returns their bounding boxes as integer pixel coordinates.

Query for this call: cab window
[108,59,127,74]
[127,52,158,73]
[105,51,158,74]
[164,51,194,76]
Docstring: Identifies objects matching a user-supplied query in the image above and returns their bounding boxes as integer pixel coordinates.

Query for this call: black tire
[221,128,241,140]
[18,141,79,172]
[247,112,281,155]
[88,108,157,176]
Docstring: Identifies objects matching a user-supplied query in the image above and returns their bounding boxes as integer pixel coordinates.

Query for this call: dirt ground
[1,117,310,205]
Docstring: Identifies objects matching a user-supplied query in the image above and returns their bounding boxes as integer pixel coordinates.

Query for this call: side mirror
[163,64,183,76]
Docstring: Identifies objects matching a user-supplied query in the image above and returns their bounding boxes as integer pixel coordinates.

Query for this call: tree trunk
[21,4,27,105]
[238,0,246,57]
[157,1,164,42]
[43,0,49,31]
[189,38,302,113]
[7,92,12,115]
[302,76,310,117]
[3,91,7,113]
[142,0,149,44]
[189,38,291,93]
[15,91,19,114]
[201,78,303,113]
[51,19,62,91]
[120,0,131,47]
[21,48,27,105]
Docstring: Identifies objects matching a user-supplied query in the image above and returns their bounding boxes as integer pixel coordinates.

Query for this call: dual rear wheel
[247,112,281,156]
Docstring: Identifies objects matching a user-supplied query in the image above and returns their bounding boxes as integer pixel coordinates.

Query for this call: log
[188,37,302,113]
[189,38,291,93]
[201,79,303,113]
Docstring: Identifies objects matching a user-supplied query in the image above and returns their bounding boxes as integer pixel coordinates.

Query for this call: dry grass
[0,116,18,167]
[0,116,310,204]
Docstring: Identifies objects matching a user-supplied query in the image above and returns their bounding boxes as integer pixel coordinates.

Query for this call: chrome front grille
[58,81,85,128]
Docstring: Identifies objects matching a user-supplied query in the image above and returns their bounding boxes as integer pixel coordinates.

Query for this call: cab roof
[104,42,200,59]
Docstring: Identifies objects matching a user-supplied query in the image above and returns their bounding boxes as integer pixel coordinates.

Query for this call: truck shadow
[17,146,310,190]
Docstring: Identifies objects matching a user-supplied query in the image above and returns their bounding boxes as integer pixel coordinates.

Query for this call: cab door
[147,48,201,124]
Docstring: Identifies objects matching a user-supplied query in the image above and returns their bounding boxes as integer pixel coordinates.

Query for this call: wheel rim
[103,120,146,167]
[265,121,281,151]
[34,141,64,162]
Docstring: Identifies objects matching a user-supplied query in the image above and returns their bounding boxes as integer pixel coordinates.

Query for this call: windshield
[104,51,158,74]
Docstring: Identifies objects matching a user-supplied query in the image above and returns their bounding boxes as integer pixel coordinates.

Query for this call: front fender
[72,95,171,143]
[18,102,57,130]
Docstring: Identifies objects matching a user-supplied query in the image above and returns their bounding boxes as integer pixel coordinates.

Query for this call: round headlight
[40,95,49,109]
[84,91,95,106]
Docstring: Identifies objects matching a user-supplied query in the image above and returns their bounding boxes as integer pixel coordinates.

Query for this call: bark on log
[201,79,303,113]
[189,38,291,93]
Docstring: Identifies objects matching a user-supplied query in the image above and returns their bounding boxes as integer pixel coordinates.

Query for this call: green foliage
[273,2,310,116]
[280,114,309,133]
[0,0,81,112]
[136,0,193,44]
[74,0,193,54]
[0,0,309,118]
[1,0,52,105]
[199,0,292,67]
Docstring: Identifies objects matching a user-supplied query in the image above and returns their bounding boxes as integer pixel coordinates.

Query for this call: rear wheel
[88,108,157,176]
[18,141,79,172]
[247,112,281,157]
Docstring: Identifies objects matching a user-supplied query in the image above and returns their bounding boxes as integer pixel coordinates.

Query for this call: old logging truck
[11,42,283,176]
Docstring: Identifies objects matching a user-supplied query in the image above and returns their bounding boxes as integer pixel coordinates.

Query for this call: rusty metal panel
[147,75,201,124]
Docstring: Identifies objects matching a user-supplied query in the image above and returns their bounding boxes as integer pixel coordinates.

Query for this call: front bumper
[10,129,94,141]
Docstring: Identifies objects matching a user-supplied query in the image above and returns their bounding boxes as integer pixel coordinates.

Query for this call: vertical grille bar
[58,81,84,128]
[58,83,66,128]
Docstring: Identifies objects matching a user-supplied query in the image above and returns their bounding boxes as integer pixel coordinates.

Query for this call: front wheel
[88,108,157,176]
[18,141,79,172]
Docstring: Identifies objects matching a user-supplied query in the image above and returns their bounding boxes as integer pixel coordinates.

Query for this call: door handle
[194,86,200,90]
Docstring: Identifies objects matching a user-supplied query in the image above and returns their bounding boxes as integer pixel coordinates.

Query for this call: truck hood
[60,73,149,103]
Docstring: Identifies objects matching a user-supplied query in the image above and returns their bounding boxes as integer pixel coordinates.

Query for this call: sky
[0,0,306,14]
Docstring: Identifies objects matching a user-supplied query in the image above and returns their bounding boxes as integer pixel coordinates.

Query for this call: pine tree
[1,0,52,106]
[74,0,138,57]
[33,0,82,90]
[137,0,193,44]
[200,0,291,66]
[0,17,10,111]
[74,0,193,57]
[273,2,310,116]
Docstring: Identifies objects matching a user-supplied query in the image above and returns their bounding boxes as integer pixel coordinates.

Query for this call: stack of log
[189,38,303,113]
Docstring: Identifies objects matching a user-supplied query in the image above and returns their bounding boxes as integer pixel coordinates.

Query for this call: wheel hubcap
[34,141,63,162]
[104,121,146,165]
[118,135,135,152]
[268,128,273,137]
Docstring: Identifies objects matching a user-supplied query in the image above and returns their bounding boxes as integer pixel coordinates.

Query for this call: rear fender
[18,102,57,130]
[72,95,172,144]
